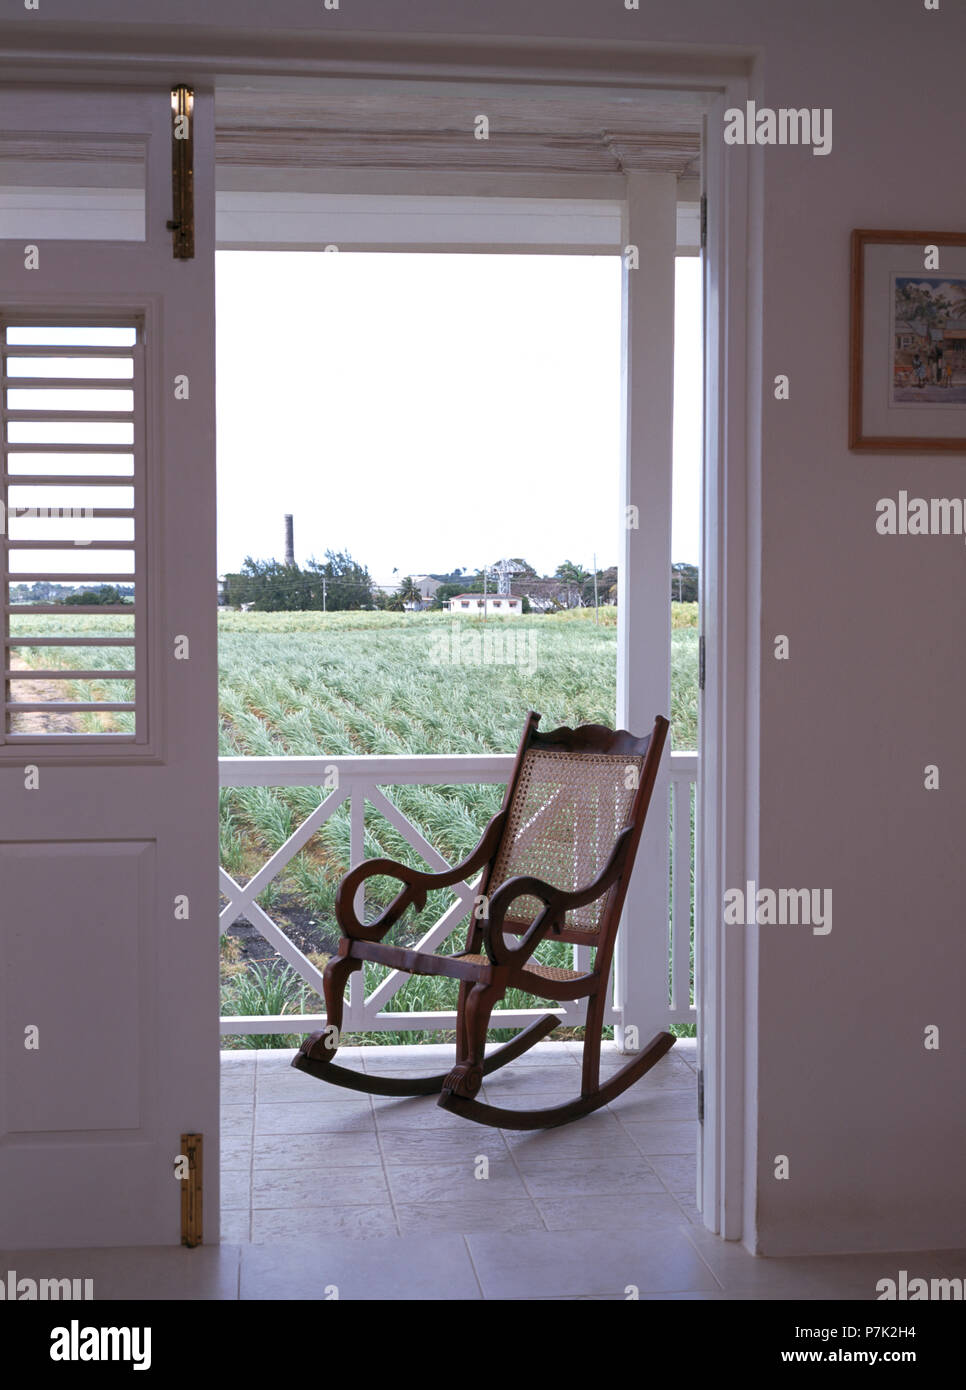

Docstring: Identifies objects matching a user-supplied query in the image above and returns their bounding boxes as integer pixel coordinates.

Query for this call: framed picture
[849,229,966,452]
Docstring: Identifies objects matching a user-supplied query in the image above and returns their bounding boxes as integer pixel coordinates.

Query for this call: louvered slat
[2,320,142,738]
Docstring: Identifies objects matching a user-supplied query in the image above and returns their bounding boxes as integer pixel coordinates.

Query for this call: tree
[582,565,617,607]
[395,575,422,608]
[222,549,373,611]
[671,563,699,603]
[305,551,373,610]
[224,556,312,611]
[554,560,590,608]
[64,584,132,606]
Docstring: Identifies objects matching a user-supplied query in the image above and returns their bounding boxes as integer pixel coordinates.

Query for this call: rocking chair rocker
[292,710,673,1129]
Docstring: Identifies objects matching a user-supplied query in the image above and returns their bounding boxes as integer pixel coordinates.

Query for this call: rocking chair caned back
[487,748,644,937]
[472,712,667,957]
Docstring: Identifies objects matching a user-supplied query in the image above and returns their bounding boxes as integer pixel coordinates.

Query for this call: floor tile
[396,1199,544,1235]
[536,1192,694,1232]
[220,1067,256,1103]
[220,1050,259,1067]
[483,1065,584,1095]
[221,1104,255,1137]
[606,1089,696,1122]
[360,1043,457,1067]
[254,1101,375,1135]
[376,1126,510,1165]
[250,1207,399,1244]
[369,1095,470,1129]
[492,1042,580,1069]
[386,1159,529,1204]
[620,1120,696,1156]
[466,1228,719,1298]
[252,1165,392,1209]
[252,1131,384,1169]
[515,1154,664,1199]
[648,1152,698,1196]
[240,1234,481,1297]
[221,1168,252,1211]
[502,1114,639,1159]
[220,1210,251,1244]
[221,1136,253,1169]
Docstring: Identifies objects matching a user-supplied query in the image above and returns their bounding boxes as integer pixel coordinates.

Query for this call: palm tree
[555,559,590,607]
[395,575,422,609]
[555,559,590,586]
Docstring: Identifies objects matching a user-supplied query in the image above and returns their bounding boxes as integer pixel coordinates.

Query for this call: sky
[215,251,701,582]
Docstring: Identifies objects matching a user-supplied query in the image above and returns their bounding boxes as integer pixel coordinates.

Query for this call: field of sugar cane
[10,605,698,1043]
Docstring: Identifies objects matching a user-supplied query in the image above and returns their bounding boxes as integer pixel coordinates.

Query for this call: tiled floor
[220,1039,704,1245]
[6,1040,965,1300]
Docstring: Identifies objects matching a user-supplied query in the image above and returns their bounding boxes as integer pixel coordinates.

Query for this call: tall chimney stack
[284,514,295,568]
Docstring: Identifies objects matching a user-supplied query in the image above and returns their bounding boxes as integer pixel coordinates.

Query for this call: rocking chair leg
[292,953,358,1068]
[579,989,605,1097]
[440,980,503,1100]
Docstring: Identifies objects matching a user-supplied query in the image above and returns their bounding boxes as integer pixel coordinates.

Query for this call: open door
[0,85,218,1247]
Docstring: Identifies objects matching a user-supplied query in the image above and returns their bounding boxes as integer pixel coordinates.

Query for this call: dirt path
[8,654,84,733]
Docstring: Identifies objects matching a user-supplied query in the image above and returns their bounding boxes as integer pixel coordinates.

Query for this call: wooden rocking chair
[292,711,673,1129]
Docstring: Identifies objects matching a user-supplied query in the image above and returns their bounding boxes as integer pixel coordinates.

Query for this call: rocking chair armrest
[334,806,508,942]
[482,824,638,967]
[481,875,567,967]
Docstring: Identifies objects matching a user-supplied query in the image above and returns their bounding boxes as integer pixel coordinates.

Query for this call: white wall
[16,0,966,1256]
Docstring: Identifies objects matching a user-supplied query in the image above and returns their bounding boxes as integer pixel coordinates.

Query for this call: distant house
[372,574,441,600]
[371,574,443,610]
[445,593,524,616]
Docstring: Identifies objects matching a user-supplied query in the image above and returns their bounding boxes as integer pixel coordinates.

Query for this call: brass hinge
[700,194,708,251]
[180,1132,203,1247]
[698,633,706,691]
[168,85,195,261]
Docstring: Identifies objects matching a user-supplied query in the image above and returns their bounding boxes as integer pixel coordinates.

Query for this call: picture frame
[849,228,966,452]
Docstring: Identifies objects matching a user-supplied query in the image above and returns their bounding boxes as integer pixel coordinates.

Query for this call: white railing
[219,751,697,1037]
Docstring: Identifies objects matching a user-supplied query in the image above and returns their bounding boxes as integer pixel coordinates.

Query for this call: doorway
[212,102,705,1246]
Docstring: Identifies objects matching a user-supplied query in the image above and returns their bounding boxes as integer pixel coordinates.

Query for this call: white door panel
[0,87,218,1247]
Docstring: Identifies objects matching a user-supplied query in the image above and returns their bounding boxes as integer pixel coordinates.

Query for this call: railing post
[346,782,366,1027]
[614,170,676,1051]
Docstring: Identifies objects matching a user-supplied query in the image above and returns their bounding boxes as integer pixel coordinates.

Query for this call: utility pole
[593,552,599,625]
[284,514,295,568]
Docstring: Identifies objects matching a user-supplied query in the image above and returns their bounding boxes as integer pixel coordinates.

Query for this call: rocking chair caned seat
[292,710,674,1129]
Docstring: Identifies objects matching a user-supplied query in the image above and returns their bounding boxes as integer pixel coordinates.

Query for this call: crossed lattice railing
[218,752,697,1037]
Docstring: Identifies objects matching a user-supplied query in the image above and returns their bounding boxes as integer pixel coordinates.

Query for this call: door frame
[208,71,759,1248]
[0,37,760,1250]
